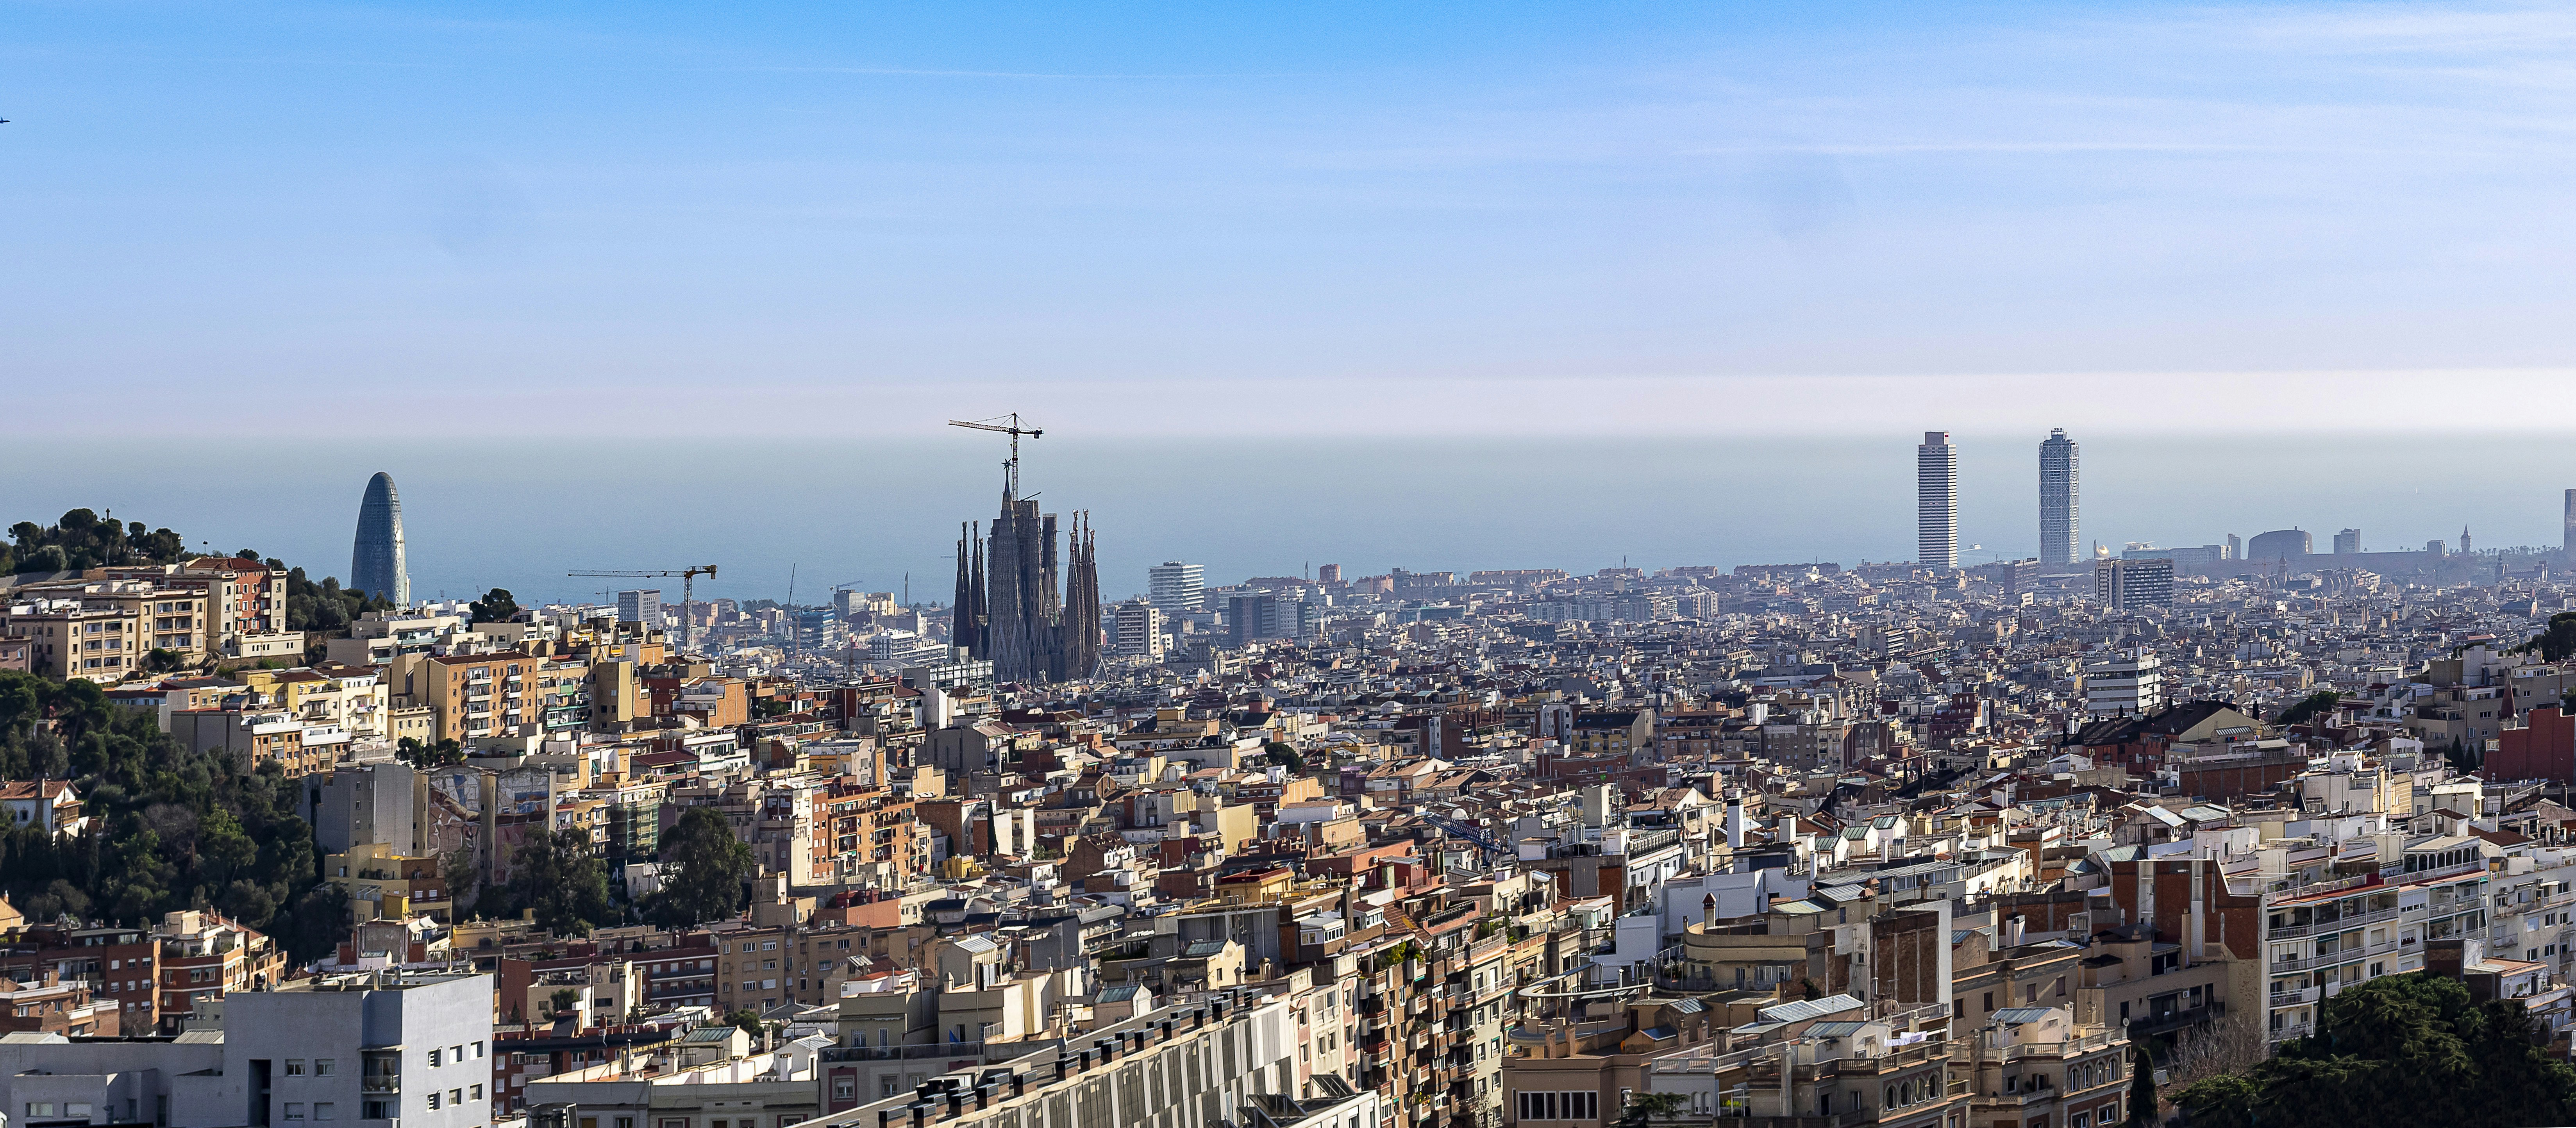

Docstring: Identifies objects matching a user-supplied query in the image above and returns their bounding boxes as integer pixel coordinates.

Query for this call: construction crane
[947,413,1041,497]
[567,565,718,655]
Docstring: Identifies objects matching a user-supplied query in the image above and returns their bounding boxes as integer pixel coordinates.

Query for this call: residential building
[1919,431,1958,570]
[2040,428,2078,569]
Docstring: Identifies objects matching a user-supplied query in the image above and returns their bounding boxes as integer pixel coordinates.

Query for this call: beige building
[2,595,145,682]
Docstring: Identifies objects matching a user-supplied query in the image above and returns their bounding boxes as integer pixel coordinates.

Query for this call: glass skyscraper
[351,471,410,606]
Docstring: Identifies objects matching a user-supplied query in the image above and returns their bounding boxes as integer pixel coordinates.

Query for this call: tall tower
[2039,428,2078,568]
[2462,525,2473,555]
[2564,490,2575,555]
[1918,431,1958,569]
[350,471,409,606]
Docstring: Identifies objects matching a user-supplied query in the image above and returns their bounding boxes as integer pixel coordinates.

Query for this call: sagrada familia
[950,485,1101,685]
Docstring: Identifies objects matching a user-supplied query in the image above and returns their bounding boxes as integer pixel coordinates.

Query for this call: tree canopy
[0,669,341,961]
[2517,611,2576,662]
[478,827,614,937]
[2272,689,2342,727]
[471,588,521,624]
[4,509,189,575]
[2177,972,2576,1128]
[648,806,754,927]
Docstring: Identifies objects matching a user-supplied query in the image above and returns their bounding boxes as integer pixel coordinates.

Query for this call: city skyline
[4,430,2558,608]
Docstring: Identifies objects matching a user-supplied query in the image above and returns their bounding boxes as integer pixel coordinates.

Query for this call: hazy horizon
[2,431,2562,610]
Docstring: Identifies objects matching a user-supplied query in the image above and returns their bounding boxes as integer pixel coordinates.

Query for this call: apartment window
[286,1060,307,1076]
[286,1104,306,1121]
[363,1102,391,1121]
[426,1094,441,1111]
[313,1105,334,1121]
[474,1042,485,1058]
[1515,1092,1599,1121]
[882,1079,900,1098]
[314,1060,336,1076]
[428,1049,441,1067]
[450,1090,463,1106]
[470,1086,482,1101]
[1982,992,1994,1012]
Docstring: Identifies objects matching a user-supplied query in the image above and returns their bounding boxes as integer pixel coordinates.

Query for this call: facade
[1112,600,1166,659]
[956,491,1101,684]
[1149,561,1206,613]
[229,970,496,1128]
[2246,528,2312,560]
[2039,428,2078,568]
[2092,558,2173,612]
[804,993,1349,1128]
[350,471,411,606]
[2333,528,2362,554]
[618,589,664,627]
[1918,432,1958,569]
[2082,651,2163,718]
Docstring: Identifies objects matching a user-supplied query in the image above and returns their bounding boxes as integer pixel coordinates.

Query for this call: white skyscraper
[1918,430,1958,569]
[2040,428,2078,568]
[1147,561,1204,613]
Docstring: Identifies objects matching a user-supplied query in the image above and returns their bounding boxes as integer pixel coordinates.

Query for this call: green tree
[1614,1092,1688,1128]
[497,828,613,937]
[2176,973,2576,1128]
[470,588,521,624]
[276,882,352,964]
[723,1008,767,1041]
[2519,612,2576,662]
[649,806,754,927]
[2273,689,2342,727]
[2126,1041,2158,1126]
[1262,741,1306,774]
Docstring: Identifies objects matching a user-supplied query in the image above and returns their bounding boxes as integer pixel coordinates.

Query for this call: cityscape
[12,6,2576,1128]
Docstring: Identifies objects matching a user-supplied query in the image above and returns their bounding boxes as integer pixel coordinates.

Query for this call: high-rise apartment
[1148,561,1205,613]
[616,589,662,626]
[2040,428,2078,568]
[1918,431,1958,569]
[2333,528,2362,554]
[2094,557,2174,612]
[1112,599,1165,659]
[2565,490,2575,555]
[350,471,410,606]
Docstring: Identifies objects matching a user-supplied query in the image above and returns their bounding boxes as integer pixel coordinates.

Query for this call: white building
[1147,562,1205,614]
[2084,650,2164,717]
[616,589,663,627]
[1113,600,1166,659]
[1918,431,1958,569]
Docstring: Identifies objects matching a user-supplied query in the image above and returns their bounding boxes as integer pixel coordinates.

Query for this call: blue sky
[9,1,2576,436]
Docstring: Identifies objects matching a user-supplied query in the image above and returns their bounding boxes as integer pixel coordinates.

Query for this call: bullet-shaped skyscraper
[1919,431,1958,569]
[351,471,410,606]
[2040,428,2078,568]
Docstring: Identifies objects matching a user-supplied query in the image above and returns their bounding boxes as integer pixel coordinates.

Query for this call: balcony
[362,1078,402,1094]
[2266,986,2322,1008]
[2267,903,2403,940]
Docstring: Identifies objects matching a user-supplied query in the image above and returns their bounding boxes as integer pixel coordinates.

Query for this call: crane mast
[947,414,1043,498]
[566,564,719,655]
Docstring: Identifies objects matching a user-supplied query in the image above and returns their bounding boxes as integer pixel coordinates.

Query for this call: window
[470,1086,482,1101]
[363,1102,391,1121]
[1515,1092,1598,1121]
[315,1060,336,1076]
[427,1094,441,1111]
[450,1090,463,1106]
[474,1042,485,1058]
[28,1104,56,1118]
[1983,992,1994,1012]
[286,1105,307,1121]
[429,1049,442,1067]
[314,1105,334,1121]
[287,1060,307,1076]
